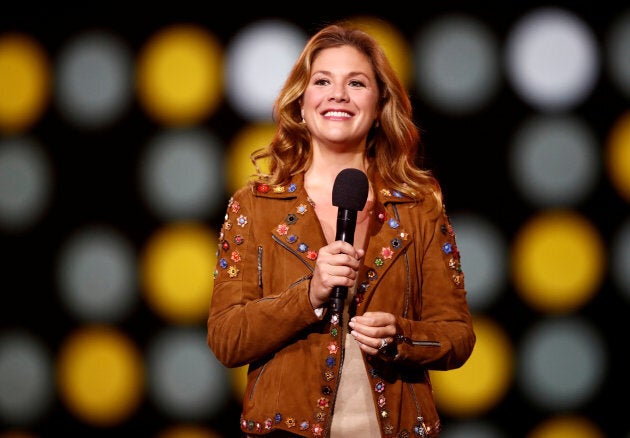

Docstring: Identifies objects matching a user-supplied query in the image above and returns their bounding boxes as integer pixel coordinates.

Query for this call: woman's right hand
[309,241,365,309]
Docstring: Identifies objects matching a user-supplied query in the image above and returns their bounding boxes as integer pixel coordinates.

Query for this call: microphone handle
[329,209,358,314]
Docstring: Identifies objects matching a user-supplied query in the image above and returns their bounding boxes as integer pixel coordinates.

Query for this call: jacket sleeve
[206,186,321,368]
[392,194,476,370]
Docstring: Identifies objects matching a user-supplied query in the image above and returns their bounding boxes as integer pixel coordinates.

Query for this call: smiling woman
[206,21,475,437]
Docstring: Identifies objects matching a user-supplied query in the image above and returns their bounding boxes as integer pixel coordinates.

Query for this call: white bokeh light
[0,137,53,233]
[56,30,133,129]
[517,316,606,410]
[450,213,508,311]
[138,128,225,220]
[225,19,306,121]
[56,225,137,322]
[510,114,599,206]
[146,327,230,420]
[505,7,599,112]
[414,13,500,115]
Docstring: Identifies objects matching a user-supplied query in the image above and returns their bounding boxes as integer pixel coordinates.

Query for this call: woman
[207,21,476,437]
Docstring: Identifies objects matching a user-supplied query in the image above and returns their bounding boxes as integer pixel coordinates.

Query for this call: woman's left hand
[349,311,399,355]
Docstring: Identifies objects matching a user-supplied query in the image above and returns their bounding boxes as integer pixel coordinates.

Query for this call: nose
[329,84,348,102]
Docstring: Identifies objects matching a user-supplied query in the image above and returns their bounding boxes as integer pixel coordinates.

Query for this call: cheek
[301,92,319,110]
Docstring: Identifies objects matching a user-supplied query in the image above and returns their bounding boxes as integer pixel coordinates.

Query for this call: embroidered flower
[374,257,384,267]
[230,251,241,263]
[234,235,244,245]
[380,189,391,197]
[264,418,273,430]
[375,381,385,393]
[288,183,297,192]
[312,423,324,436]
[256,183,270,193]
[378,394,386,407]
[273,185,285,193]
[227,266,239,277]
[299,420,309,430]
[285,418,296,428]
[388,218,399,229]
[381,246,394,259]
[277,223,289,235]
[297,203,308,214]
[442,242,452,254]
[219,258,228,269]
[306,250,317,260]
[317,397,329,409]
[237,215,248,227]
[327,341,339,355]
[297,243,308,252]
[221,241,230,251]
[287,234,298,244]
[231,201,240,213]
[224,221,232,231]
[377,210,387,223]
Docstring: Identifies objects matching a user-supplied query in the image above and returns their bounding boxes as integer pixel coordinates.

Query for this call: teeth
[325,111,350,117]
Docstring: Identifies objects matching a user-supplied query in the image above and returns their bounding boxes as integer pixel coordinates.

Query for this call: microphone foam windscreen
[332,168,369,211]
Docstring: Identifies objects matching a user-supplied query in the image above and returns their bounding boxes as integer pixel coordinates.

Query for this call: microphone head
[332,168,369,211]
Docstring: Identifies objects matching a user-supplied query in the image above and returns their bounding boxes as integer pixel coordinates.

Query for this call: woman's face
[302,45,380,153]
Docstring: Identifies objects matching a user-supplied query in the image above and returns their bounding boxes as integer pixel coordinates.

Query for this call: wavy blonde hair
[250,21,442,204]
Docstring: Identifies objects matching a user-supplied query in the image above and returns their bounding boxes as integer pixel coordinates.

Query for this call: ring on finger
[379,338,388,349]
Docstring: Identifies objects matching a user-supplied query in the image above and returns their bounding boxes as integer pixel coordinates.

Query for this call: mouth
[323,111,352,118]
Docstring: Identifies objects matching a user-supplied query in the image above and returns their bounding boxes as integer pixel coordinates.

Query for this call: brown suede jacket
[207,172,476,438]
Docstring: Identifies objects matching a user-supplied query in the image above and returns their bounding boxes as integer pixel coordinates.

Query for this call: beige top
[313,195,380,436]
[329,292,381,436]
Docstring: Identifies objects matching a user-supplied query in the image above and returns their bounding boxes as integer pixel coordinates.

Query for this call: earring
[301,109,305,124]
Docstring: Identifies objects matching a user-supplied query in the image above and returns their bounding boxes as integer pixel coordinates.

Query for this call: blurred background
[1,3,629,438]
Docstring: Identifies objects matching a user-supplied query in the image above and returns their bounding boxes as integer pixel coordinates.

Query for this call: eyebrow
[311,70,371,78]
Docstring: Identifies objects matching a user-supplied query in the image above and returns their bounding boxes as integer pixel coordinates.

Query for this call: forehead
[311,45,374,75]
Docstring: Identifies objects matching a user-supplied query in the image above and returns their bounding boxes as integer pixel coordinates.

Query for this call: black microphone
[329,168,369,314]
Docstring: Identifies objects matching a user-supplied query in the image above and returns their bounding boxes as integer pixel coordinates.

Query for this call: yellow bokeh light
[229,365,249,401]
[348,16,412,89]
[141,221,217,324]
[136,24,223,126]
[57,325,144,426]
[512,210,605,313]
[226,122,275,194]
[0,33,50,134]
[430,316,513,417]
[606,110,630,203]
[527,415,605,438]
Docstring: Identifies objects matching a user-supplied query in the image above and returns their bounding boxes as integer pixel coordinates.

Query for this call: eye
[314,78,330,86]
[349,79,366,87]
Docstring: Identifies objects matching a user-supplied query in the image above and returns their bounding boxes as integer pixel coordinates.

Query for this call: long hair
[250,21,441,203]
